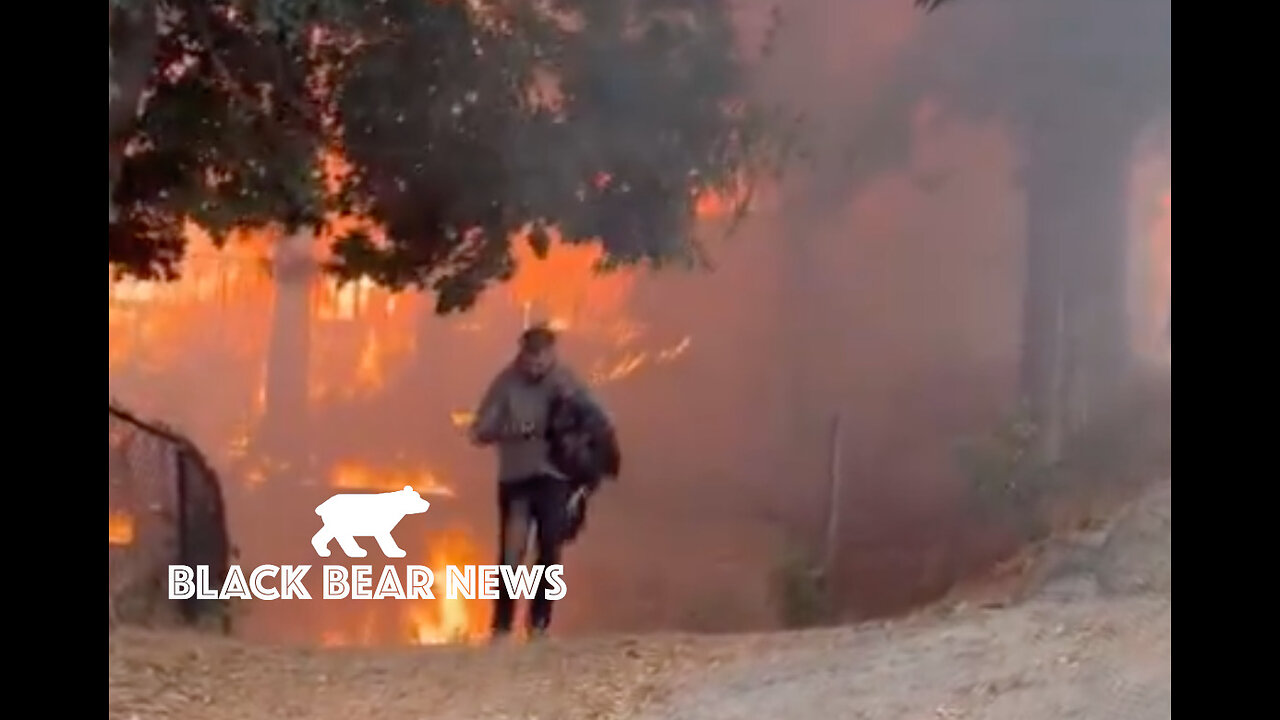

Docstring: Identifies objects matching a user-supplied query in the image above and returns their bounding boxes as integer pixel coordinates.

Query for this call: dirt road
[109,482,1170,720]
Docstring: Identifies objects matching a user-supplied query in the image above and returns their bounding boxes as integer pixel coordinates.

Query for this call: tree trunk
[1019,131,1069,461]
[262,232,315,463]
[1064,125,1133,432]
[1020,113,1138,462]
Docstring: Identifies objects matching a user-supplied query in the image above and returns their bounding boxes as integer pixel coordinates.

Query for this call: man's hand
[468,425,494,446]
[472,421,536,445]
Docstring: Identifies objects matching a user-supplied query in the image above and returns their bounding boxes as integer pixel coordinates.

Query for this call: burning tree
[108,0,785,313]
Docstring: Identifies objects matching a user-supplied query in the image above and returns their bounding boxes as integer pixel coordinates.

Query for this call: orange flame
[588,334,692,386]
[109,147,704,648]
[318,528,488,648]
[330,462,457,496]
[109,511,136,546]
[507,226,635,332]
[693,174,752,220]
[406,529,489,646]
[1142,189,1170,356]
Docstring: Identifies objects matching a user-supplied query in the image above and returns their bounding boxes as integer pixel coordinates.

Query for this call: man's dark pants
[492,473,568,634]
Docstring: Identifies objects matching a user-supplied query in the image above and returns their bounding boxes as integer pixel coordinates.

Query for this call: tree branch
[186,2,326,138]
[109,0,159,216]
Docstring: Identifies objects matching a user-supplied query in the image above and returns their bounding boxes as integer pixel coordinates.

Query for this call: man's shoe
[526,624,550,642]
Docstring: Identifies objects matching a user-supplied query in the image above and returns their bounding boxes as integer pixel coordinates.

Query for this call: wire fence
[109,402,232,632]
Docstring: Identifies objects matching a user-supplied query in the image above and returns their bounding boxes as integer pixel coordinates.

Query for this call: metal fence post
[174,444,196,624]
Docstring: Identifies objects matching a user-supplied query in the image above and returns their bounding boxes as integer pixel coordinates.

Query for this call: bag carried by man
[546,390,621,543]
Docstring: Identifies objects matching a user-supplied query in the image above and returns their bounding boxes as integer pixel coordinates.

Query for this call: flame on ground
[330,462,457,497]
[319,528,489,648]
[407,529,489,646]
[109,511,136,546]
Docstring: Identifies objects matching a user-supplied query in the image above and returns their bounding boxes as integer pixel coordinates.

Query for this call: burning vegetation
[108,200,717,645]
[110,0,1168,649]
[314,530,491,648]
[110,0,769,648]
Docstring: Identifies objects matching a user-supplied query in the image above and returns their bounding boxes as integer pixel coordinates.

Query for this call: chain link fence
[109,402,232,632]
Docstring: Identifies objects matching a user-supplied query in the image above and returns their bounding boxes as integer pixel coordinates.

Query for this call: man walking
[469,325,615,639]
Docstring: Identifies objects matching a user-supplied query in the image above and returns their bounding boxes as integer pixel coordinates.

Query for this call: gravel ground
[109,481,1170,720]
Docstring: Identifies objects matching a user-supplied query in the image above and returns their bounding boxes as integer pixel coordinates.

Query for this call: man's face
[516,347,556,381]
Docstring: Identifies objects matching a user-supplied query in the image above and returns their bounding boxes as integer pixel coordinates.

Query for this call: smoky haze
[107,0,1170,643]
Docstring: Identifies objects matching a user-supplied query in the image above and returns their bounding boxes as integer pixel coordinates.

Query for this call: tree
[108,0,787,312]
[790,0,1170,461]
